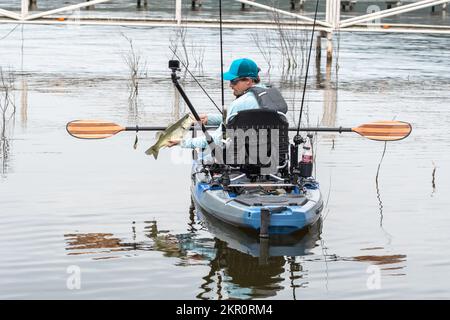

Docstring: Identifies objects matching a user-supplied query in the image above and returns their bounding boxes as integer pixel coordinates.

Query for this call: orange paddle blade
[352,121,412,141]
[66,120,125,139]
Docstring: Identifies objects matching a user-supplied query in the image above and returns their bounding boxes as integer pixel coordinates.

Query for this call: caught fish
[145,114,194,159]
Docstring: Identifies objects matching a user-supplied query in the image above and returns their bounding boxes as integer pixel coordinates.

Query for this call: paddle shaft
[124,126,352,132]
[67,119,410,141]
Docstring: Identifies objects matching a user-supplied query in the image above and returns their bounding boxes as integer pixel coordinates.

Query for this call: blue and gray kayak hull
[191,169,323,235]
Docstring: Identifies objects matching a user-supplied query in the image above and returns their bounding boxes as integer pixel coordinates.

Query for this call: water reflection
[195,208,321,299]
[351,250,407,277]
[375,142,387,227]
[431,161,437,196]
[0,68,16,178]
[320,64,337,128]
[20,78,28,128]
[64,207,407,297]
[64,207,323,299]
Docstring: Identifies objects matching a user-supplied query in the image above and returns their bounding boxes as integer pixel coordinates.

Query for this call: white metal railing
[1,0,112,21]
[340,0,450,28]
[0,0,449,33]
[235,0,332,28]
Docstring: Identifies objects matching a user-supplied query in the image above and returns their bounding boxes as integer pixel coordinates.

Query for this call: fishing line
[0,24,19,41]
[169,47,222,114]
[219,0,226,136]
[296,0,320,137]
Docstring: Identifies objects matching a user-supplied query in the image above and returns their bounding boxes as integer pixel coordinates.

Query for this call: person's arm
[180,125,223,149]
[206,114,223,125]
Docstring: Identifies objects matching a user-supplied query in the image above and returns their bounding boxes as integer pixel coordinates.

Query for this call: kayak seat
[225,109,289,176]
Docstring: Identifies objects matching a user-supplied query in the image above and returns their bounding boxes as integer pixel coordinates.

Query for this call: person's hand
[190,114,208,125]
[199,114,208,125]
[167,139,181,147]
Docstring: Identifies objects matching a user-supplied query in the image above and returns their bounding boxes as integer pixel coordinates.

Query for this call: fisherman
[168,58,286,149]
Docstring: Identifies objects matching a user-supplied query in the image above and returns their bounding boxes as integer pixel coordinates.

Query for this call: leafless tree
[121,33,147,103]
[169,25,190,69]
[266,0,308,74]
[251,31,273,73]
[190,40,205,73]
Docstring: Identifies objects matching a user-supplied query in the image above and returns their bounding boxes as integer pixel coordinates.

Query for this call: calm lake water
[1,3,450,299]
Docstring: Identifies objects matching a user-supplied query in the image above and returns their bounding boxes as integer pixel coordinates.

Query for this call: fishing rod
[219,0,226,138]
[67,120,412,142]
[290,0,320,175]
[169,47,222,114]
[296,0,320,138]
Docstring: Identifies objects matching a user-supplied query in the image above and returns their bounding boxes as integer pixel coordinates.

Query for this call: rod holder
[260,208,270,238]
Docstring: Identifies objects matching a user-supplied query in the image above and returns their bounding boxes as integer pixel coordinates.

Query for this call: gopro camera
[169,60,180,71]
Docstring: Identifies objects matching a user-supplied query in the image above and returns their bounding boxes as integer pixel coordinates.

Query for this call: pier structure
[1,0,450,68]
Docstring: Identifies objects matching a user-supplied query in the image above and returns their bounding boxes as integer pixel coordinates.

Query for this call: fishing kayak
[191,160,323,235]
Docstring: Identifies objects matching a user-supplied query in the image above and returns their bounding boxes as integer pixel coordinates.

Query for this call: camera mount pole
[169,60,216,148]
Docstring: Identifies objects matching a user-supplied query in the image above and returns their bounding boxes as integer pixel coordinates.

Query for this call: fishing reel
[290,133,313,180]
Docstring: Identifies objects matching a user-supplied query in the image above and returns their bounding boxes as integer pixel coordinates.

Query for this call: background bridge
[1,0,449,67]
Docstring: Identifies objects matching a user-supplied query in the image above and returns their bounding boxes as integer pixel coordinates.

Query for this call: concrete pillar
[21,0,29,16]
[175,0,182,24]
[325,0,340,65]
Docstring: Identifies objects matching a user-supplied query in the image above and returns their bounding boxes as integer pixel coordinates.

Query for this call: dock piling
[29,0,37,10]
[324,0,340,69]
[137,0,148,9]
[191,0,203,10]
[86,0,95,10]
[290,0,305,11]
[386,1,398,10]
[241,0,255,11]
[315,34,322,70]
[326,32,333,63]
[341,1,355,12]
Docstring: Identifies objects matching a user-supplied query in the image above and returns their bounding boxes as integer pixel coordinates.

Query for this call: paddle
[66,120,411,142]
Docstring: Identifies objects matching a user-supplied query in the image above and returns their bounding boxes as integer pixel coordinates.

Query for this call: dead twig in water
[121,33,147,104]
[269,0,308,75]
[250,31,273,73]
[169,25,190,69]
